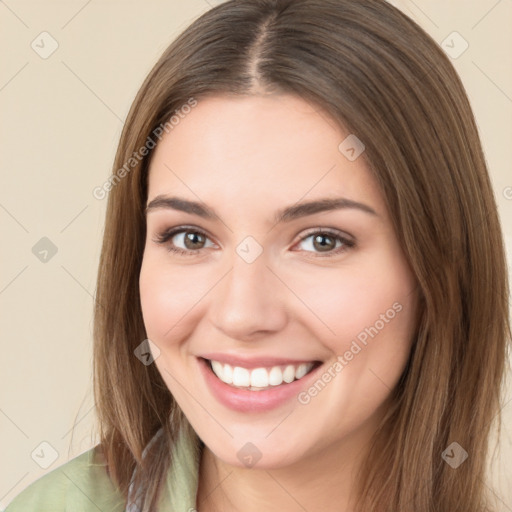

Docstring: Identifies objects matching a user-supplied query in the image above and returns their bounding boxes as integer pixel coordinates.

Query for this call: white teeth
[209,360,315,389]
[250,368,269,388]
[211,360,223,377]
[295,363,309,379]
[283,365,295,383]
[268,366,283,386]
[223,363,233,384]
[232,366,250,387]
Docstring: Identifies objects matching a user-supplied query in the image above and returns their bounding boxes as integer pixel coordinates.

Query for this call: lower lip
[197,357,323,413]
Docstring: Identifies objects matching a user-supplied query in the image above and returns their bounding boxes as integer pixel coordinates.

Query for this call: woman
[6,0,510,511]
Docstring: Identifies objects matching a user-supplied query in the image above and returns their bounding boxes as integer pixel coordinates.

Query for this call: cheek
[139,252,207,344]
[287,257,415,356]
[288,260,416,436]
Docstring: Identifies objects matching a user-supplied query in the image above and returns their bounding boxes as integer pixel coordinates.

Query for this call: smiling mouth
[203,357,322,391]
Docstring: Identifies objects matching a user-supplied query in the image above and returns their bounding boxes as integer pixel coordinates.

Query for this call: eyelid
[295,226,354,244]
[291,227,355,256]
[153,224,214,242]
[152,225,217,256]
[153,225,355,257]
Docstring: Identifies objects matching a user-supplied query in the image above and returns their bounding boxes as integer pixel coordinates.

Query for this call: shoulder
[5,445,126,512]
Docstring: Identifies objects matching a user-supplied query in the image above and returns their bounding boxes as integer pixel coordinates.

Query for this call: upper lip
[199,353,321,369]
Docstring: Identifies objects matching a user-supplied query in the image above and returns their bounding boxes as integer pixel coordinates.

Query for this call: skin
[139,93,418,511]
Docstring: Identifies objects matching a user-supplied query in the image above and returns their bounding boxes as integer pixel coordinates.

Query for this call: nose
[208,249,288,341]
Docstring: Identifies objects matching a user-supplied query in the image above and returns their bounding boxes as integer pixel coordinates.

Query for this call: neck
[195,417,382,512]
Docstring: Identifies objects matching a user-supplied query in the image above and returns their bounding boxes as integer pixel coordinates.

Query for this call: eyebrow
[145,195,378,222]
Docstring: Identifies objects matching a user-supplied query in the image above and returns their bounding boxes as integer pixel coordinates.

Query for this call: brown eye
[312,233,337,252]
[183,231,207,250]
[295,229,355,256]
[154,226,216,256]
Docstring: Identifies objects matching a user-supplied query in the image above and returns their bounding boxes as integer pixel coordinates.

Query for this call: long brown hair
[92,0,511,510]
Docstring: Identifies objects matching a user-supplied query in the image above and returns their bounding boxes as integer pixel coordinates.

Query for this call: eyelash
[153,225,356,258]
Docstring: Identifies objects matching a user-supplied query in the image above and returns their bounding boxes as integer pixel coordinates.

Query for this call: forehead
[146,94,385,216]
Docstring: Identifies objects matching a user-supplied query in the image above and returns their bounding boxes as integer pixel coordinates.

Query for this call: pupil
[185,231,204,249]
[314,234,334,252]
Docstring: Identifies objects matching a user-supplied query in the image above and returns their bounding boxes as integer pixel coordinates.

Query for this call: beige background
[1,0,511,509]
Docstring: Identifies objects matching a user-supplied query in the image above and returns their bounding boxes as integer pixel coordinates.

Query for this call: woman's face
[139,93,418,469]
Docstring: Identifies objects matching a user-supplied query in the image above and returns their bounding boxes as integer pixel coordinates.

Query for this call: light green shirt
[5,425,201,511]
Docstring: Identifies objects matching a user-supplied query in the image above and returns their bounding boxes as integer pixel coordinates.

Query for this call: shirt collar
[126,421,202,511]
[164,421,202,509]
